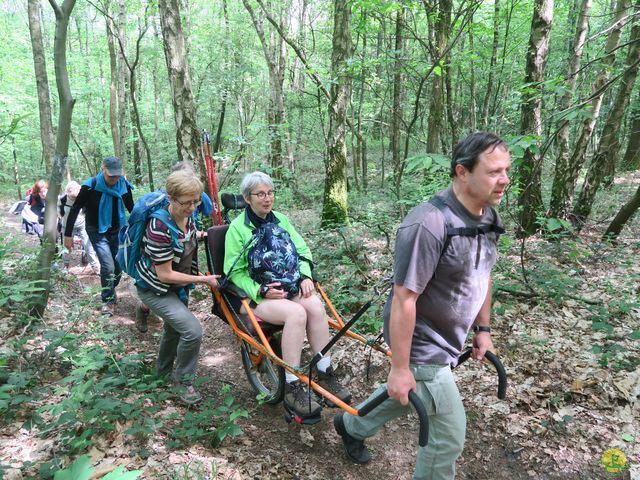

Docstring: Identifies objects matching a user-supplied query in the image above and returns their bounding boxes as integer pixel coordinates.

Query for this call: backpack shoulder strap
[150,208,182,238]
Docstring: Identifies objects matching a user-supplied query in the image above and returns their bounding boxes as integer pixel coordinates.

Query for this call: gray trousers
[343,364,466,480]
[137,287,203,385]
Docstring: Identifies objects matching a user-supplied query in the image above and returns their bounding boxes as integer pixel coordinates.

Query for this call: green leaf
[54,455,93,480]
[630,330,640,340]
[102,467,143,480]
[622,433,635,442]
[591,322,613,333]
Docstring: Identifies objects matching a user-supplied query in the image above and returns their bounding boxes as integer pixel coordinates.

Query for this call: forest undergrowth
[0,173,638,479]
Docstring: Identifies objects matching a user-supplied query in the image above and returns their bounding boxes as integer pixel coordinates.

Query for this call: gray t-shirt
[383,187,501,366]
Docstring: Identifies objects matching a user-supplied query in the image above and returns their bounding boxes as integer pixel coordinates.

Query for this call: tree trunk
[242,0,290,179]
[117,0,128,165]
[467,21,477,130]
[548,0,591,217]
[321,0,352,228]
[106,15,121,158]
[481,0,500,128]
[113,12,153,189]
[390,7,405,200]
[552,0,630,218]
[27,0,55,175]
[620,95,640,170]
[518,0,554,236]
[33,0,76,317]
[158,0,202,170]
[573,13,640,224]
[604,182,640,238]
[426,0,452,154]
[12,137,22,199]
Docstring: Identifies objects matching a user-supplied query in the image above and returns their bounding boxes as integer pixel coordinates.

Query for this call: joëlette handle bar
[357,389,428,447]
[455,349,507,400]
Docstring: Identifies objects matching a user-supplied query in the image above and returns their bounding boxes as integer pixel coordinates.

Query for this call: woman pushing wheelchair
[224,171,351,420]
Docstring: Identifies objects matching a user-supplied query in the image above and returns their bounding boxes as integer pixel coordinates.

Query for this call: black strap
[429,195,504,261]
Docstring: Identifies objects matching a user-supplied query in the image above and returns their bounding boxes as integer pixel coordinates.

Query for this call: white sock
[316,355,331,373]
[286,371,298,383]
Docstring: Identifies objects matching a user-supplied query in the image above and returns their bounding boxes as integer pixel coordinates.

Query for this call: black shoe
[317,366,352,406]
[284,380,322,419]
[334,412,372,464]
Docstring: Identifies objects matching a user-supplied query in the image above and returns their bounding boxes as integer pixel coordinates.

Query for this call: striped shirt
[136,211,198,294]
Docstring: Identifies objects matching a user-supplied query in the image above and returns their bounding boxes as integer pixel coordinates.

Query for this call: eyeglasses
[174,198,202,208]
[250,190,275,200]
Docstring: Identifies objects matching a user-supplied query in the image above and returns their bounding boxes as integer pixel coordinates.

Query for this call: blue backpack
[247,223,301,297]
[117,191,180,284]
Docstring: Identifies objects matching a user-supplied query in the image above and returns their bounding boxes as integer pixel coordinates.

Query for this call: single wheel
[240,337,285,404]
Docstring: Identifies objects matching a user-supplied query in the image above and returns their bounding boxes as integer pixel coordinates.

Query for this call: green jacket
[223,209,313,304]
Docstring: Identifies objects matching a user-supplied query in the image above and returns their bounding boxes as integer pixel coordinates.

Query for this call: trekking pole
[358,389,429,447]
[201,130,224,226]
[455,349,508,400]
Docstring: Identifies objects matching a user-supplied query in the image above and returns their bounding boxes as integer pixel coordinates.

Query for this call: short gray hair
[240,171,274,199]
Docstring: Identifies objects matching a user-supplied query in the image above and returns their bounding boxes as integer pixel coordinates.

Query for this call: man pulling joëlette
[334,131,511,480]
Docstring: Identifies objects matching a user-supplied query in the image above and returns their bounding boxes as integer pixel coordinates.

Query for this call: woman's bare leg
[253,299,307,366]
[293,293,330,353]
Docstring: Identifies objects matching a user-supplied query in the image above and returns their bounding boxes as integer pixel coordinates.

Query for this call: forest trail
[0,203,637,480]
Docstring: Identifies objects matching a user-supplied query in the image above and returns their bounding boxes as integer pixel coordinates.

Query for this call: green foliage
[53,455,142,480]
[167,385,248,449]
[0,234,246,478]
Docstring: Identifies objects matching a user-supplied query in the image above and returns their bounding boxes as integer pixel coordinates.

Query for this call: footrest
[283,404,322,425]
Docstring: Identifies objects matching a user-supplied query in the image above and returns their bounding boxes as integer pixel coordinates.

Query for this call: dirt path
[1,205,636,479]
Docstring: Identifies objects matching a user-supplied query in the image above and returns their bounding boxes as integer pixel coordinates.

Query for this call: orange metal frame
[208,282,391,417]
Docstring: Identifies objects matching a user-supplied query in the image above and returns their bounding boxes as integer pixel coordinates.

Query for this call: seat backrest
[220,192,246,210]
[207,224,229,276]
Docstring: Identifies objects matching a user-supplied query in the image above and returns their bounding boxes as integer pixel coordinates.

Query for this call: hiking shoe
[176,384,202,406]
[135,304,149,333]
[100,303,115,317]
[334,412,372,464]
[317,366,352,406]
[91,265,100,275]
[284,380,322,418]
[81,252,88,266]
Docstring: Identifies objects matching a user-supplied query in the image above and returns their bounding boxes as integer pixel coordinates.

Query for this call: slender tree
[573,10,640,224]
[321,0,353,227]
[27,0,55,175]
[518,0,554,235]
[243,0,293,179]
[548,0,591,218]
[551,0,630,218]
[158,0,202,169]
[620,94,640,170]
[426,0,452,154]
[390,6,405,200]
[105,13,122,159]
[481,0,501,128]
[33,0,77,317]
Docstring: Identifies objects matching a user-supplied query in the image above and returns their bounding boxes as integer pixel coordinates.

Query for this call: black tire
[240,337,285,404]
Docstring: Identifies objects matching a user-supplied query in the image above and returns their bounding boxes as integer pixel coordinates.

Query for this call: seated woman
[135,170,220,405]
[224,171,351,419]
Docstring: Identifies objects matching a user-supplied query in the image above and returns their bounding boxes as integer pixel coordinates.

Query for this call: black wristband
[472,325,491,334]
